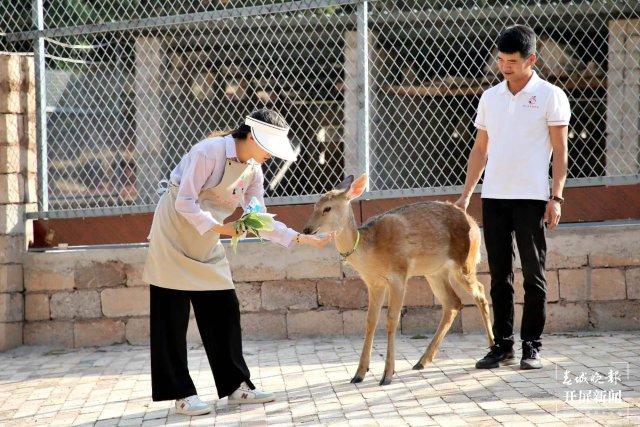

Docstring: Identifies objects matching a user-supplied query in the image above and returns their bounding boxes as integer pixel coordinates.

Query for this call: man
[455,25,570,370]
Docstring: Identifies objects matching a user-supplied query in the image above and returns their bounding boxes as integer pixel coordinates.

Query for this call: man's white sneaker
[228,382,275,404]
[175,395,211,416]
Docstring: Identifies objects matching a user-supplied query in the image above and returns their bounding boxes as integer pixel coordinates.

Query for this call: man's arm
[455,129,489,211]
[545,125,568,230]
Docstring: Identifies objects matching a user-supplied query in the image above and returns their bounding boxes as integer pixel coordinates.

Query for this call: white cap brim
[246,116,297,162]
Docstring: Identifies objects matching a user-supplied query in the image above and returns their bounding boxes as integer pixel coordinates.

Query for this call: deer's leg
[351,281,385,384]
[414,272,462,370]
[380,275,406,386]
[453,269,495,347]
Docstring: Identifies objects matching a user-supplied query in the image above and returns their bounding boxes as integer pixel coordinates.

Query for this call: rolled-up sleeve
[546,87,571,126]
[243,165,298,248]
[474,92,487,130]
[175,152,220,235]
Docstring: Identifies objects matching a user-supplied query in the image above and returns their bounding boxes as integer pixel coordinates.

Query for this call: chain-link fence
[3,0,640,219]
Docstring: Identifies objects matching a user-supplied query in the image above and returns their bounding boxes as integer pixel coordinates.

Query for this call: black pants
[482,198,547,350]
[150,285,255,401]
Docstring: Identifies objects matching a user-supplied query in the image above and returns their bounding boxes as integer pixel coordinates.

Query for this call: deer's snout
[302,227,312,234]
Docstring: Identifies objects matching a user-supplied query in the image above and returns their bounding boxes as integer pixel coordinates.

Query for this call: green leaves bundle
[230,197,276,253]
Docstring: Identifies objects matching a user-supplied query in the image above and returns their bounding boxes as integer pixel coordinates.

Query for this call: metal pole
[356,0,370,189]
[33,0,48,212]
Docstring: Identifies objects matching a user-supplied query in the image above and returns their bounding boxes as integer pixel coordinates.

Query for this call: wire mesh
[368,0,640,193]
[2,0,639,218]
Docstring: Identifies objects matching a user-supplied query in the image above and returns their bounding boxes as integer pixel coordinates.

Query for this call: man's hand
[544,200,561,231]
[297,233,333,248]
[454,195,471,212]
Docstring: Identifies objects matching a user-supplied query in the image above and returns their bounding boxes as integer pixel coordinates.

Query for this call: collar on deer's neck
[339,229,360,259]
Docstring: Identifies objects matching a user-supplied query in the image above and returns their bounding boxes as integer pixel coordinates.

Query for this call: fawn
[302,174,494,385]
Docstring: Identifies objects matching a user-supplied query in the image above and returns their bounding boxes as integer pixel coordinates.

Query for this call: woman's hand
[296,233,333,248]
[212,222,239,237]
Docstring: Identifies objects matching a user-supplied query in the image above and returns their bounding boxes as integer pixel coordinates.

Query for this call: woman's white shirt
[169,135,298,247]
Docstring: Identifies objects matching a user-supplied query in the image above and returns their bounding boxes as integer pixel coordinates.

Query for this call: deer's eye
[323,206,332,214]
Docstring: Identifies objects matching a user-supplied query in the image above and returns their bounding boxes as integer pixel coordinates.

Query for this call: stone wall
[0,53,36,351]
[21,223,640,348]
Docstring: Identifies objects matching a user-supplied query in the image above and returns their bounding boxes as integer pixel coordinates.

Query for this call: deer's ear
[346,173,367,201]
[336,175,354,191]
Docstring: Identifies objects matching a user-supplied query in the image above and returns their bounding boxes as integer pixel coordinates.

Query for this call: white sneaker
[175,395,211,416]
[228,382,275,404]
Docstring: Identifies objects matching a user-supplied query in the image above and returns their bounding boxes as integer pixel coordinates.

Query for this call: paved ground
[0,332,639,426]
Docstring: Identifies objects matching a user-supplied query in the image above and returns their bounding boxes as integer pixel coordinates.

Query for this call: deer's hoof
[350,375,364,384]
[412,362,424,370]
[379,376,392,386]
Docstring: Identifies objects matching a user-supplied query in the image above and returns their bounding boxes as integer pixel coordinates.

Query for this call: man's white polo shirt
[475,71,571,201]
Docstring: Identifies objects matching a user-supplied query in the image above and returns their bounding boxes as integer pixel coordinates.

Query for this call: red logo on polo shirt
[524,95,539,109]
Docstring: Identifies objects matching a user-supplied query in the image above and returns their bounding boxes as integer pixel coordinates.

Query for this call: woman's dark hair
[497,25,537,58]
[208,109,289,139]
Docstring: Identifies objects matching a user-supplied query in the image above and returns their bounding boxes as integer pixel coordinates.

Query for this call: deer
[302,174,494,385]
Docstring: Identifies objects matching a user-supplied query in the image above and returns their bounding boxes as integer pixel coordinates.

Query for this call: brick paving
[0,332,639,426]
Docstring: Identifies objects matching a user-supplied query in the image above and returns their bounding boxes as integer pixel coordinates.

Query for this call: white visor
[245,116,297,162]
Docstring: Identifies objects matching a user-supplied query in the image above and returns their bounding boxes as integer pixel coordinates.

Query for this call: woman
[142,109,331,415]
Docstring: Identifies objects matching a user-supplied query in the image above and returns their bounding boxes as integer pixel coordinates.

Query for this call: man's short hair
[497,25,537,58]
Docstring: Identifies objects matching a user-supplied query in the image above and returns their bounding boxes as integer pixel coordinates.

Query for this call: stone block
[74,319,125,347]
[0,173,23,203]
[401,307,462,335]
[287,310,343,337]
[559,269,588,301]
[25,293,49,321]
[404,277,434,307]
[0,234,23,264]
[126,317,149,345]
[235,282,261,313]
[461,305,493,334]
[75,261,126,289]
[0,92,23,115]
[24,268,74,292]
[590,268,626,301]
[588,301,640,331]
[228,243,286,282]
[626,268,640,300]
[125,263,147,287]
[261,280,317,311]
[545,302,589,332]
[0,292,23,322]
[0,264,22,292]
[0,321,22,351]
[317,278,368,309]
[101,287,150,317]
[0,114,20,145]
[0,56,24,93]
[342,309,388,335]
[0,203,24,234]
[24,321,73,347]
[50,291,101,320]
[241,312,287,340]
[590,253,640,268]
[284,245,341,280]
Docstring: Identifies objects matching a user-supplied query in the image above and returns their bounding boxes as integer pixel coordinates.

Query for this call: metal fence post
[356,0,370,189]
[33,0,48,212]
